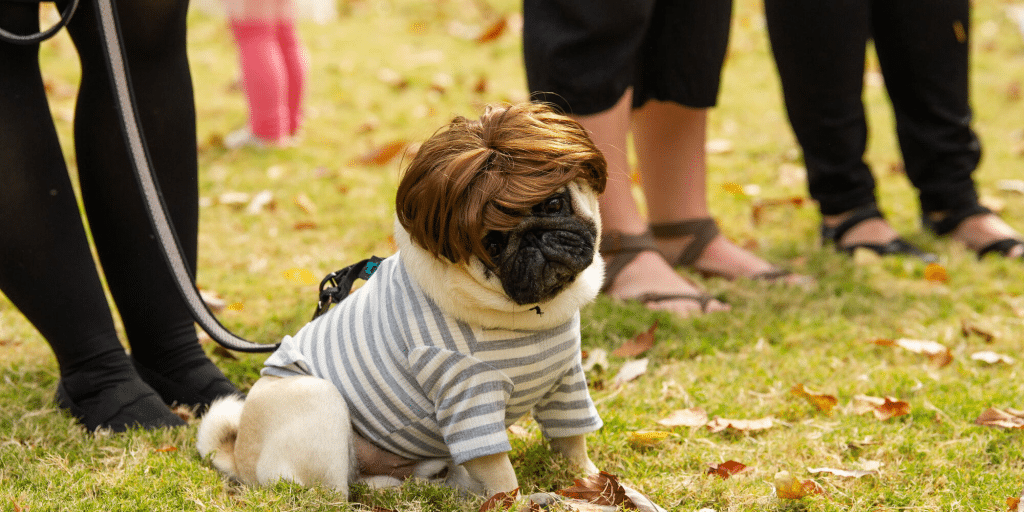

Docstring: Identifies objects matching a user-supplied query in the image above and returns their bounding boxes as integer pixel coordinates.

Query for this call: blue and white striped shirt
[262,254,602,465]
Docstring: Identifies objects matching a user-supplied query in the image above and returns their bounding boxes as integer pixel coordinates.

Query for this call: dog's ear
[395,103,607,267]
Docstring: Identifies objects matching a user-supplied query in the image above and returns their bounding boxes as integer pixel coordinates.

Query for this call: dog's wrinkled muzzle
[495,216,597,305]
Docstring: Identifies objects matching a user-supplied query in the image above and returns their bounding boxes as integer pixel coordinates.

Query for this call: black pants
[524,0,733,115]
[0,0,203,376]
[765,0,982,217]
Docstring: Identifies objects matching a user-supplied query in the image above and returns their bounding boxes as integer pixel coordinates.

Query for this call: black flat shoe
[132,356,239,414]
[55,371,186,432]
[821,205,937,262]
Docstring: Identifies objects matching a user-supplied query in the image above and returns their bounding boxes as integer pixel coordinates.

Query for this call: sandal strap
[650,218,720,266]
[633,292,714,313]
[599,231,658,293]
[820,204,883,245]
[977,238,1024,259]
[922,204,992,236]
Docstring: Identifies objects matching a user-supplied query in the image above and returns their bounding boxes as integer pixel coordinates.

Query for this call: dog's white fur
[196,179,604,499]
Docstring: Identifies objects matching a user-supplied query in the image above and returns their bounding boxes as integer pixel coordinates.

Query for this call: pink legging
[229,20,308,141]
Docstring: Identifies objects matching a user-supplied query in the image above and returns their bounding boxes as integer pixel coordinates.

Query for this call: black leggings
[765,0,981,216]
[0,0,203,376]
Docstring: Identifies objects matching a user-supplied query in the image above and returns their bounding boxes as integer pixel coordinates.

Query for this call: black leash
[3,0,374,352]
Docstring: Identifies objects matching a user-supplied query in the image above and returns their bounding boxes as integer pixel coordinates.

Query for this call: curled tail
[196,395,246,479]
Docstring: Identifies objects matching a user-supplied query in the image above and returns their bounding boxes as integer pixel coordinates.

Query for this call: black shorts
[524,0,733,115]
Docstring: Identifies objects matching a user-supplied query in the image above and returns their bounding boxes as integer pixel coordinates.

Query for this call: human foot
[821,205,936,261]
[55,364,186,432]
[944,212,1024,258]
[651,218,805,284]
[601,230,729,318]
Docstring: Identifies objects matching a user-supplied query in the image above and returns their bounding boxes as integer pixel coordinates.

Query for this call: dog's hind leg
[233,376,357,498]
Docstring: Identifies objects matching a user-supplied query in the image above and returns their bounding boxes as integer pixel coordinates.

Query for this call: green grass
[3,0,1024,510]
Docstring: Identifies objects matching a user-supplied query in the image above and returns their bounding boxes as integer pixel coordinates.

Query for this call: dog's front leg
[459,452,519,496]
[548,435,599,475]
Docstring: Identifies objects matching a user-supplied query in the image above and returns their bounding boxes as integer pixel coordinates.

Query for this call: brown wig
[396,102,607,266]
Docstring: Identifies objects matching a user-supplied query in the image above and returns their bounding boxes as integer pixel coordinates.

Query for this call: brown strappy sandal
[600,230,716,312]
[650,218,792,281]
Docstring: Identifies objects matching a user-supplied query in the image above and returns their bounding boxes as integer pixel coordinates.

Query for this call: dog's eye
[535,196,565,215]
[483,231,506,260]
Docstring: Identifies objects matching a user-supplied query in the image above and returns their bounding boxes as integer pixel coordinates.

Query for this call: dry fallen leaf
[706,138,734,155]
[923,263,948,283]
[612,321,657,358]
[791,383,838,413]
[657,407,709,428]
[971,351,1015,365]
[475,17,508,43]
[870,338,953,368]
[1008,496,1022,512]
[706,416,774,433]
[155,445,178,453]
[556,472,636,510]
[612,359,648,387]
[227,302,245,311]
[852,395,911,421]
[353,140,408,166]
[627,431,673,448]
[751,196,806,225]
[975,407,1024,429]
[582,348,609,373]
[246,190,276,214]
[283,268,318,285]
[480,488,519,512]
[774,470,823,499]
[807,466,878,478]
[294,193,317,215]
[961,318,997,342]
[707,460,749,479]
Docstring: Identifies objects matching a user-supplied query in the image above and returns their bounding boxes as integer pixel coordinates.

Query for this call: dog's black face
[483,191,598,305]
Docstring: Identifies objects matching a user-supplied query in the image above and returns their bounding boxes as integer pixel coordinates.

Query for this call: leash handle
[0,0,80,45]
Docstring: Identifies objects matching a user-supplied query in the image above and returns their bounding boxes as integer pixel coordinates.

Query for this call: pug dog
[197,103,612,500]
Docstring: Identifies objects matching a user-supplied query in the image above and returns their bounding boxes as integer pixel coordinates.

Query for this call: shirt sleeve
[409,346,515,465]
[261,334,315,378]
[531,361,603,439]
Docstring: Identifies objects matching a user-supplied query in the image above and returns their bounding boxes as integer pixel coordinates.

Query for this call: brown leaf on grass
[962,319,997,342]
[556,472,636,509]
[627,431,673,448]
[707,460,749,479]
[924,263,948,283]
[706,416,774,433]
[975,407,1024,429]
[353,140,408,166]
[852,395,911,421]
[294,221,318,230]
[656,407,708,428]
[155,445,178,453]
[1008,496,1022,512]
[480,488,519,512]
[612,321,657,357]
[869,338,953,368]
[774,471,824,499]
[790,383,838,413]
[476,17,507,43]
[294,193,317,215]
[751,196,806,225]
